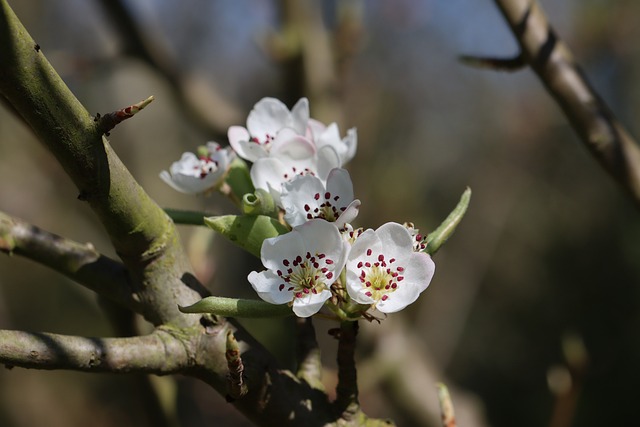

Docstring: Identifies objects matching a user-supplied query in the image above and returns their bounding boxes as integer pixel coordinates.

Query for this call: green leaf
[179,296,293,318]
[425,187,471,255]
[204,214,289,258]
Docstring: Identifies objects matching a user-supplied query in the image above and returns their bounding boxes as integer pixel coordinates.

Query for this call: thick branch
[0,0,200,326]
[493,0,640,206]
[0,210,140,311]
[0,329,190,373]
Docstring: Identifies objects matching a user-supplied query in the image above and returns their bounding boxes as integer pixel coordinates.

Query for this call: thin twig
[492,0,640,207]
[459,53,526,71]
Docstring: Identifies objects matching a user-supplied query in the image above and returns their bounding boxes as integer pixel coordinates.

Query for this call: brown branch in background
[0,210,139,312]
[93,0,239,138]
[295,317,324,390]
[358,318,488,427]
[459,53,526,71]
[96,95,154,135]
[547,334,589,427]
[492,0,640,207]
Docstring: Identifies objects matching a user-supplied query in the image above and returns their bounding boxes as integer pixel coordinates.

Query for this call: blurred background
[1,0,640,426]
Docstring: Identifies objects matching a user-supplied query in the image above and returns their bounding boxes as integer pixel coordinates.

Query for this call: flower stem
[164,208,207,226]
[334,320,360,419]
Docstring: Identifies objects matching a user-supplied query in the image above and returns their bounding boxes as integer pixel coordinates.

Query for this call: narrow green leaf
[425,187,471,255]
[179,296,293,318]
[204,214,289,258]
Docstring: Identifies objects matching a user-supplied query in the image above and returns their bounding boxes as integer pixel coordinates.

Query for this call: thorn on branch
[459,53,526,72]
[225,330,248,401]
[96,96,154,135]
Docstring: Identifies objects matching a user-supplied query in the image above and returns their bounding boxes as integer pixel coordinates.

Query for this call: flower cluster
[162,97,435,319]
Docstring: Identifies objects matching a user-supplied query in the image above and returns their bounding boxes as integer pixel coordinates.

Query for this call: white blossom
[160,142,234,194]
[248,219,349,317]
[281,168,360,229]
[345,222,435,313]
[228,97,309,162]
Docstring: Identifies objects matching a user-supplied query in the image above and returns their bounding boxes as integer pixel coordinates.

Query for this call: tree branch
[493,0,640,207]
[0,2,401,425]
[0,329,190,373]
[0,210,140,311]
[0,0,200,327]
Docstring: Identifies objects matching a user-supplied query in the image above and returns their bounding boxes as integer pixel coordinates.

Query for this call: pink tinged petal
[307,118,326,140]
[248,270,294,305]
[247,97,291,140]
[290,97,310,135]
[270,128,316,160]
[292,289,331,317]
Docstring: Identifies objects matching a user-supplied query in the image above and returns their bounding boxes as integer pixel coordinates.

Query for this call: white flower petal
[260,229,306,272]
[248,218,349,317]
[228,126,267,162]
[316,145,341,181]
[290,97,310,135]
[247,97,291,141]
[292,290,331,317]
[270,128,316,160]
[345,223,435,313]
[335,199,361,230]
[248,270,294,305]
[326,168,355,202]
[281,175,325,227]
[160,150,230,194]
